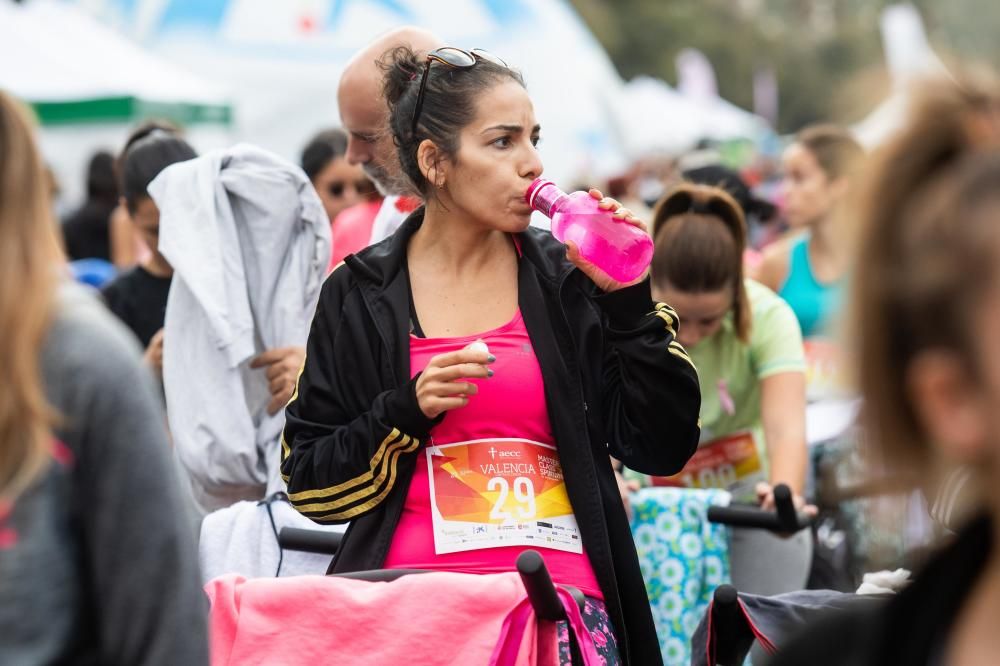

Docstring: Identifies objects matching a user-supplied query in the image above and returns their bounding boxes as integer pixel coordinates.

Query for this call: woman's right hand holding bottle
[415,344,495,419]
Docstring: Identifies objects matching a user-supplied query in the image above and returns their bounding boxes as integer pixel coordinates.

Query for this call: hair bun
[379,46,423,108]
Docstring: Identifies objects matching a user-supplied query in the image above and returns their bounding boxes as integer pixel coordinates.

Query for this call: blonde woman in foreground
[772,74,1000,665]
[0,90,207,664]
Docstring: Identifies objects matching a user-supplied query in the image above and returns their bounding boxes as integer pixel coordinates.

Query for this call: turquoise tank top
[778,235,841,337]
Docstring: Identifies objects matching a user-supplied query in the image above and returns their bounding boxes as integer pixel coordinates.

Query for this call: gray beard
[363,162,418,198]
[361,162,414,197]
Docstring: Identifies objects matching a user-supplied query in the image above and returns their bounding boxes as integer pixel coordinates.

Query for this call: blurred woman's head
[0,91,63,499]
[300,128,373,222]
[781,124,863,229]
[380,46,542,232]
[86,150,117,204]
[650,183,750,349]
[113,119,181,179]
[852,74,1000,500]
[118,130,196,262]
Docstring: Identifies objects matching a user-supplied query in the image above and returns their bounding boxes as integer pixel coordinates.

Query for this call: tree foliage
[570,0,1000,132]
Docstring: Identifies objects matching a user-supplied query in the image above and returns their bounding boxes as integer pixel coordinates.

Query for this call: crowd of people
[3,23,1000,666]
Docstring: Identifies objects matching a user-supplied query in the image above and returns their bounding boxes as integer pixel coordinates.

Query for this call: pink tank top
[383,309,602,599]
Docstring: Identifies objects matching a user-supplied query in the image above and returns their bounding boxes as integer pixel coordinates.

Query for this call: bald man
[338,26,442,196]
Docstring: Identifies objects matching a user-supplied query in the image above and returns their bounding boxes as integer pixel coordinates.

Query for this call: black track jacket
[281,210,701,665]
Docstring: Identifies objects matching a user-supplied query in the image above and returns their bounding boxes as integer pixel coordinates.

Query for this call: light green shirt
[690,279,806,453]
[624,280,805,497]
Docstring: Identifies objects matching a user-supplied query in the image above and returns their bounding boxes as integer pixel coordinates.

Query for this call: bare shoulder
[752,238,794,292]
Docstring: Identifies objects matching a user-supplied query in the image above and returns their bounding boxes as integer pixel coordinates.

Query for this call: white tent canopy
[71,0,632,186]
[618,76,769,158]
[0,0,230,123]
[0,0,233,206]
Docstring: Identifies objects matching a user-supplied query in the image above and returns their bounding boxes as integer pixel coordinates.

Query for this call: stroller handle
[706,483,813,532]
[517,549,575,621]
[277,527,344,555]
[711,584,753,666]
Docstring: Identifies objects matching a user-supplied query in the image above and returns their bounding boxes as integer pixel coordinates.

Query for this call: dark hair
[379,46,524,195]
[651,183,751,342]
[795,124,864,181]
[122,119,182,153]
[114,120,183,188]
[682,164,777,221]
[119,132,197,213]
[85,151,117,202]
[300,128,349,181]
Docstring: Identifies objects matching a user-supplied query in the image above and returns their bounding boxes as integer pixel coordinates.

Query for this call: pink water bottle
[525,179,653,284]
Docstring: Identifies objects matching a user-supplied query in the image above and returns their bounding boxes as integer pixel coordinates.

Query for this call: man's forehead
[338,70,386,132]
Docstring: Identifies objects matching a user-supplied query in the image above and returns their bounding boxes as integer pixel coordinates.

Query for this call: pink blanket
[205,570,596,666]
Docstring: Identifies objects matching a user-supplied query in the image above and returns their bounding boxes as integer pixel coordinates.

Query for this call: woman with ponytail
[0,91,207,664]
[772,72,1000,666]
[280,46,702,665]
[643,183,814,594]
[650,184,809,509]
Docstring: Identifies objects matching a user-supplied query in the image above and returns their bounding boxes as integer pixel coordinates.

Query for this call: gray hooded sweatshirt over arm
[0,284,208,665]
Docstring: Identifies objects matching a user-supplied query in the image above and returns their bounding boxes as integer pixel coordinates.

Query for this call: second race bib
[650,430,765,501]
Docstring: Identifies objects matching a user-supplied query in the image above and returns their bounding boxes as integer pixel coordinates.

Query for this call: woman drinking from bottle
[280,45,701,665]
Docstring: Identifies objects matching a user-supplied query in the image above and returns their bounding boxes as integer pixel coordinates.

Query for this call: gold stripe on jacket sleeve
[668,341,696,369]
[303,435,422,522]
[280,434,292,483]
[655,302,679,317]
[278,354,308,476]
[285,428,406,502]
[287,354,307,408]
[653,310,678,337]
[291,434,417,513]
[655,303,680,327]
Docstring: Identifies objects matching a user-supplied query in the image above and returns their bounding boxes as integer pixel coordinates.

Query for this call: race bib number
[426,438,583,555]
[650,430,764,500]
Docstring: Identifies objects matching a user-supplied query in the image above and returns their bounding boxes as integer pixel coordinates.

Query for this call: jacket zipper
[555,271,630,662]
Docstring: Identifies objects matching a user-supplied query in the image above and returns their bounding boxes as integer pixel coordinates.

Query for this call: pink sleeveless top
[383,309,602,599]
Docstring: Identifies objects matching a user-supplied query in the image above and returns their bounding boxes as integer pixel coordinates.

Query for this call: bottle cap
[525,179,555,209]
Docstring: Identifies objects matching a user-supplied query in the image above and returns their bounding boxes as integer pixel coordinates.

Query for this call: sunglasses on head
[327,179,375,198]
[411,47,508,134]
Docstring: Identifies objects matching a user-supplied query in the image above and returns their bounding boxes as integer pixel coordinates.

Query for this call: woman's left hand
[564,189,650,293]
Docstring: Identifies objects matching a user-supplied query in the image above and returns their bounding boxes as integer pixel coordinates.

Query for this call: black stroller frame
[704,483,815,666]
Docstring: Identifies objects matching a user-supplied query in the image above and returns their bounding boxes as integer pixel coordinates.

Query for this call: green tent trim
[30,96,232,126]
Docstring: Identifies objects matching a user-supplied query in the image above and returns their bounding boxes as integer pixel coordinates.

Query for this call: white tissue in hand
[467,340,490,355]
